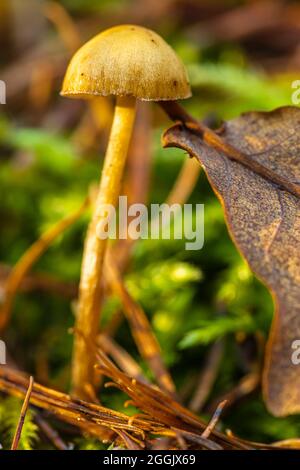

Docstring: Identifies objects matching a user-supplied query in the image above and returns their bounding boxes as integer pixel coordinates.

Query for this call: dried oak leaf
[163,106,300,417]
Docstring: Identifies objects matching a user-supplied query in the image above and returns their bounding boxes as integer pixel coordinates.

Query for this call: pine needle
[11,376,34,450]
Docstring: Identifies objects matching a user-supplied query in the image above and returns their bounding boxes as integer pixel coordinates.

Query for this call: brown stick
[34,414,68,450]
[114,101,152,272]
[11,376,34,450]
[208,371,260,414]
[160,101,300,200]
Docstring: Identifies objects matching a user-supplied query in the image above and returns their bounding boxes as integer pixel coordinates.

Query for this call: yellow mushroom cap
[61,25,191,101]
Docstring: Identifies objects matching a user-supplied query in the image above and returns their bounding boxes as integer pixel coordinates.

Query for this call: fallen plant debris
[0,363,289,450]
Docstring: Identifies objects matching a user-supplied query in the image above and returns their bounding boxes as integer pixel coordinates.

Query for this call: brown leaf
[163,106,300,417]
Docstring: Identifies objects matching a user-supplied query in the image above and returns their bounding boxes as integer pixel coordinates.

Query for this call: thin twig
[201,400,227,439]
[114,101,152,271]
[189,341,224,412]
[11,376,34,450]
[6,351,69,450]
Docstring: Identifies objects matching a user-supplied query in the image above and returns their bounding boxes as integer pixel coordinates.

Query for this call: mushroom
[61,24,191,399]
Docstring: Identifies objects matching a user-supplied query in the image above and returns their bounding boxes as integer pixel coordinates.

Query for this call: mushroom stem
[72,95,136,399]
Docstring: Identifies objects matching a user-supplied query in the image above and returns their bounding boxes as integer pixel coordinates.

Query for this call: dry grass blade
[165,157,201,206]
[98,334,150,385]
[11,376,34,450]
[34,414,68,450]
[105,249,176,396]
[189,340,224,412]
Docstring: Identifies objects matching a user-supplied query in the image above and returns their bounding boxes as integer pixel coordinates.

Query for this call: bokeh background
[1,0,300,449]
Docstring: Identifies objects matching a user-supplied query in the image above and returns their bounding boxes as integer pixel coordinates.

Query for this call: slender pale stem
[72,95,136,399]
